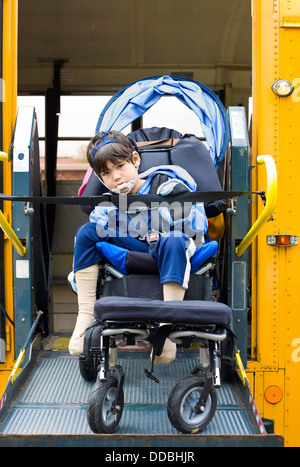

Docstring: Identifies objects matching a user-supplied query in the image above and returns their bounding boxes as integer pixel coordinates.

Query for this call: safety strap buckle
[145,230,160,251]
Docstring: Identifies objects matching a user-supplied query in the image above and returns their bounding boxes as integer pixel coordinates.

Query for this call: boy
[69,131,208,362]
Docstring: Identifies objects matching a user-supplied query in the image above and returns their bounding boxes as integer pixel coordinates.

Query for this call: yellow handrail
[0,150,26,256]
[9,311,43,385]
[235,349,248,386]
[0,210,26,257]
[235,154,277,257]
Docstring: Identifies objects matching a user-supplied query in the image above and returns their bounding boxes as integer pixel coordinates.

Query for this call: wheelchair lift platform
[0,343,283,447]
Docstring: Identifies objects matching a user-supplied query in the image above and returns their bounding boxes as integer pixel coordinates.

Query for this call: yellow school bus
[0,0,18,390]
[0,0,299,447]
[250,0,300,447]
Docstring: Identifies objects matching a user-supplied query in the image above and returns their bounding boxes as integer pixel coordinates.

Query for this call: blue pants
[73,222,194,288]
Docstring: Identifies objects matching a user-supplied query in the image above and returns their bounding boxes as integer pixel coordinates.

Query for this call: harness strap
[144,324,172,383]
[0,190,265,207]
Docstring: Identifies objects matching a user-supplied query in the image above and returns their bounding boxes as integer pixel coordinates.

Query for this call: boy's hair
[87,131,138,176]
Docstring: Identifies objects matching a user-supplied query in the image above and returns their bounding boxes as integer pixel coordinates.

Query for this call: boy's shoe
[67,271,77,295]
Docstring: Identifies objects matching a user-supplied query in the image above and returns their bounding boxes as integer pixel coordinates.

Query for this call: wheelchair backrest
[80,126,225,218]
[129,127,221,193]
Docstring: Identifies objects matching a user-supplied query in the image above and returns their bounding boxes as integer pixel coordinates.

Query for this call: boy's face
[99,151,141,194]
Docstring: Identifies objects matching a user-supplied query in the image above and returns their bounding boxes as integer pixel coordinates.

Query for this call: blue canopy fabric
[78,75,229,196]
[96,75,229,167]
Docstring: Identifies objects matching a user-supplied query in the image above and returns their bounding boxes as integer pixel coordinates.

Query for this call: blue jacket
[89,165,208,246]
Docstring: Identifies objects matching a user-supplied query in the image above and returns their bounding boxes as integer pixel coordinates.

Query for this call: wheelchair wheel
[79,357,96,382]
[167,375,217,434]
[87,376,124,433]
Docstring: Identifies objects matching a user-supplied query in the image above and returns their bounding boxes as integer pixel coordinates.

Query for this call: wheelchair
[77,234,234,434]
[75,80,234,434]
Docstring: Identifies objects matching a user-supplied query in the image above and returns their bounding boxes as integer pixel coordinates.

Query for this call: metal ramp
[0,346,283,446]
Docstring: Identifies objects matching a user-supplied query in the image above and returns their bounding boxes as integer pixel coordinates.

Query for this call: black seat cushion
[93,296,232,327]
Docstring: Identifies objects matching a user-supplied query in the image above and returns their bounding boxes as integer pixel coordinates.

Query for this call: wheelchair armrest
[193,261,214,276]
[193,261,215,276]
[104,263,125,278]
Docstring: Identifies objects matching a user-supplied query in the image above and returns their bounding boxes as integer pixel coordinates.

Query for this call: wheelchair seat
[94,296,232,327]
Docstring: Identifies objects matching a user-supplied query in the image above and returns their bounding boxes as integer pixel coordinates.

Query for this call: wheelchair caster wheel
[167,375,217,433]
[87,376,124,433]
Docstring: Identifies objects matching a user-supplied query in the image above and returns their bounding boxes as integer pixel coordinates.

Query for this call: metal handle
[235,154,277,257]
[0,210,26,256]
